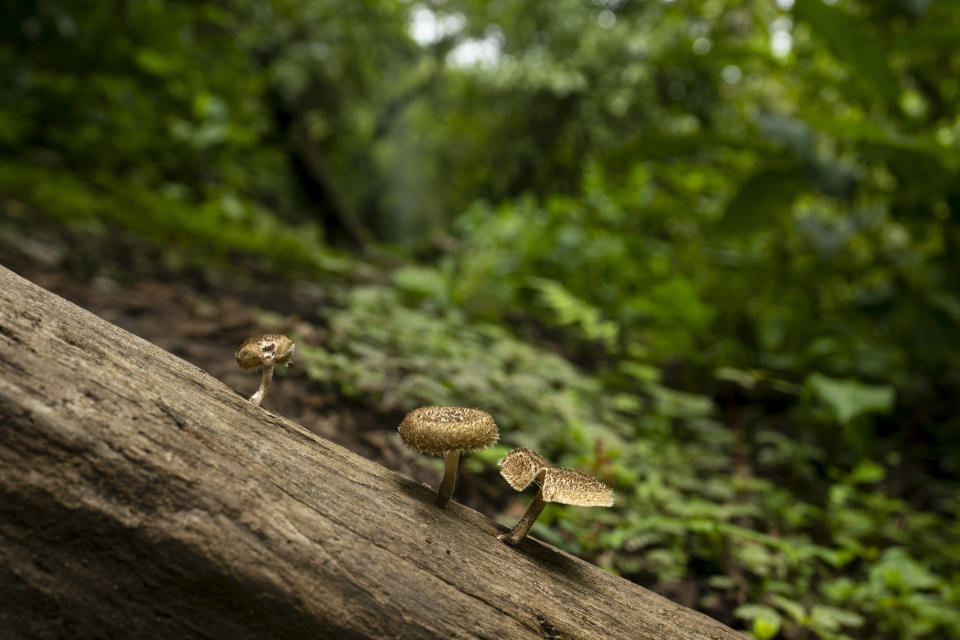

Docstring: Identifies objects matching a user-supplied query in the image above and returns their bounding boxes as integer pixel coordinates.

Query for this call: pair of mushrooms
[397,405,614,545]
[233,337,613,545]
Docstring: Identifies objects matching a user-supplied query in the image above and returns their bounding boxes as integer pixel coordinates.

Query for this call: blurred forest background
[2,0,960,638]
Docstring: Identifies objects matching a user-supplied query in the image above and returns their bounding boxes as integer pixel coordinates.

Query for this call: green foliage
[0,161,347,278]
[527,277,619,351]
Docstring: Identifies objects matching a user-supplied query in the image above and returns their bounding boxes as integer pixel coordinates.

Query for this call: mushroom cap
[498,448,550,491]
[540,468,614,507]
[235,334,295,370]
[398,406,499,455]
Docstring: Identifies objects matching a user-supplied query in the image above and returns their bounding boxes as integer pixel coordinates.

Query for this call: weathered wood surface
[0,264,746,640]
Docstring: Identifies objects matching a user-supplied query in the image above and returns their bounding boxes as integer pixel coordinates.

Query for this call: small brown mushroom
[398,406,499,507]
[235,334,295,407]
[498,457,613,546]
[498,447,549,491]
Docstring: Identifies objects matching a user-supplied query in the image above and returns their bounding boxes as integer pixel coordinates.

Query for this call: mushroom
[398,406,499,507]
[235,334,295,407]
[498,447,549,491]
[497,457,613,546]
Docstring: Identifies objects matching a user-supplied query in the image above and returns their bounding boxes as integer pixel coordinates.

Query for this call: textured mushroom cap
[398,406,499,455]
[235,334,295,370]
[498,448,549,491]
[541,468,614,507]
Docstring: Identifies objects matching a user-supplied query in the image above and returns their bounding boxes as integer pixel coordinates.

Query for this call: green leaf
[528,277,619,349]
[644,382,714,419]
[769,594,807,624]
[734,604,782,640]
[807,373,895,424]
[810,605,865,631]
[134,48,179,76]
[620,360,661,383]
[846,460,886,485]
[391,266,450,304]
[717,169,805,234]
[869,547,940,591]
[753,617,781,640]
[794,0,899,104]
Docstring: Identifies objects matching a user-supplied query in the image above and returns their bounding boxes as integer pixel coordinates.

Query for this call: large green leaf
[807,373,895,424]
[794,0,899,105]
[717,168,805,234]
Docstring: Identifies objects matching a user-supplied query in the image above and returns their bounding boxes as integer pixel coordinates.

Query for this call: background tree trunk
[0,265,746,640]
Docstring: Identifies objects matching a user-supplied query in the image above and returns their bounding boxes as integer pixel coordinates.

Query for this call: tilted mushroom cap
[498,448,550,491]
[398,406,499,455]
[540,468,614,507]
[235,334,295,369]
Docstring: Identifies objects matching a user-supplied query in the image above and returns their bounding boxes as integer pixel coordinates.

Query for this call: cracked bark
[0,265,747,640]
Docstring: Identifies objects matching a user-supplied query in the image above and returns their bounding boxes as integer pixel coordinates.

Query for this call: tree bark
[0,265,746,640]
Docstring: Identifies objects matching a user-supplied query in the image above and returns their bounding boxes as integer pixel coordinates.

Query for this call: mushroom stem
[435,451,460,507]
[499,487,547,545]
[249,365,275,407]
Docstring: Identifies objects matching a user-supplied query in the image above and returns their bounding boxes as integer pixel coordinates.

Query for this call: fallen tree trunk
[0,264,746,640]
